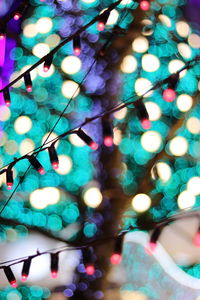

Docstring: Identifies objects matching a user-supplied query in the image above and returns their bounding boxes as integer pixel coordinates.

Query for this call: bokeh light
[169,136,188,156]
[36,17,53,34]
[132,36,149,53]
[61,56,82,75]
[62,80,80,99]
[120,55,137,73]
[177,190,196,210]
[141,131,162,152]
[142,54,160,72]
[176,94,193,112]
[55,155,72,175]
[14,116,32,135]
[187,177,200,196]
[83,187,103,208]
[131,193,151,213]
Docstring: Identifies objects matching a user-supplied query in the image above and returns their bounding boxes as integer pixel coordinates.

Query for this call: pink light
[51,271,58,279]
[10,280,18,288]
[97,22,105,31]
[26,85,32,93]
[104,136,113,147]
[110,253,122,265]
[21,274,28,282]
[145,242,157,255]
[5,100,10,107]
[193,232,200,247]
[14,13,21,21]
[38,168,45,175]
[52,162,59,170]
[162,88,176,102]
[43,65,49,72]
[7,183,13,190]
[140,0,150,11]
[89,141,98,150]
[141,119,151,130]
[0,34,5,41]
[86,265,95,276]
[74,47,81,56]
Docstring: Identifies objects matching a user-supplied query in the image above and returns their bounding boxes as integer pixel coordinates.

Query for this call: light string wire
[1,206,200,269]
[0,55,199,176]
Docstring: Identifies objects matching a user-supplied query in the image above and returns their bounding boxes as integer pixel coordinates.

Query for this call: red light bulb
[141,119,151,130]
[26,85,32,93]
[74,47,81,56]
[52,162,59,170]
[193,232,200,247]
[140,0,150,11]
[14,13,21,20]
[104,136,113,147]
[51,271,58,279]
[0,33,5,40]
[7,182,13,190]
[11,280,18,288]
[110,253,122,265]
[89,141,98,150]
[145,242,157,255]
[38,167,45,175]
[5,100,10,107]
[97,21,105,31]
[21,274,28,282]
[43,66,49,72]
[163,88,176,102]
[86,265,95,276]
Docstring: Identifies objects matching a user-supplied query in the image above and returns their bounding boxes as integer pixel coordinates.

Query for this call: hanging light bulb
[135,101,151,130]
[13,3,27,20]
[163,73,179,102]
[76,129,98,150]
[50,253,59,279]
[6,167,14,190]
[24,73,32,92]
[146,226,162,255]
[48,143,59,170]
[4,266,17,288]
[193,226,200,247]
[0,24,6,40]
[140,0,150,11]
[73,36,81,56]
[97,10,110,31]
[3,88,11,107]
[110,234,124,265]
[102,118,113,147]
[43,55,53,72]
[21,258,32,282]
[27,155,45,174]
[82,247,95,276]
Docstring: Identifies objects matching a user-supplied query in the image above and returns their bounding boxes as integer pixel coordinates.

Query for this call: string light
[24,73,32,93]
[21,258,32,282]
[6,167,13,190]
[82,247,95,276]
[13,3,27,21]
[102,118,113,147]
[48,143,59,169]
[50,253,59,279]
[110,234,124,265]
[73,36,81,56]
[43,55,53,72]
[146,226,162,254]
[140,0,150,11]
[97,10,111,31]
[3,88,11,107]
[76,129,98,150]
[4,266,17,288]
[163,73,179,102]
[27,155,45,174]
[134,100,151,130]
[0,25,6,40]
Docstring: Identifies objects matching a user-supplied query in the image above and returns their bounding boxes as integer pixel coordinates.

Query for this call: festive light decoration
[134,100,151,130]
[50,253,59,279]
[110,234,124,265]
[146,227,162,254]
[102,118,113,147]
[3,87,11,107]
[27,155,45,175]
[13,3,27,21]
[73,36,81,56]
[43,55,53,72]
[162,73,179,102]
[76,129,98,150]
[97,10,110,31]
[24,72,32,92]
[21,258,32,282]
[4,266,17,288]
[0,25,6,40]
[140,0,150,11]
[83,247,95,276]
[48,143,59,169]
[6,167,13,190]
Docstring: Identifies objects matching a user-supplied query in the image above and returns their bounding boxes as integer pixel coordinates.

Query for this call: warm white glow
[132,36,149,53]
[10,71,23,88]
[30,189,47,209]
[141,131,162,152]
[0,106,11,121]
[14,116,32,134]
[62,80,80,99]
[45,34,61,47]
[4,140,18,155]
[55,155,72,175]
[188,34,200,49]
[151,162,171,182]
[32,43,50,58]
[19,139,35,156]
[37,64,55,77]
[120,55,137,73]
[114,107,127,120]
[187,177,200,196]
[169,136,188,156]
[176,21,190,37]
[178,43,192,59]
[142,54,160,72]
[83,187,103,208]
[121,291,148,300]
[113,128,122,145]
[135,78,153,98]
[68,134,85,147]
[21,65,37,80]
[36,17,53,34]
[23,24,38,38]
[168,60,186,78]
[132,193,151,213]
[176,94,193,112]
[120,0,131,4]
[177,190,196,210]
[158,14,172,27]
[186,117,200,134]
[30,187,60,209]
[61,56,82,75]
[81,0,96,3]
[145,102,161,121]
[106,9,119,25]
[42,132,59,148]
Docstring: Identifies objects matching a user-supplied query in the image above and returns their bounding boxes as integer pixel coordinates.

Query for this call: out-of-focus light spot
[81,0,96,2]
[7,292,21,300]
[21,65,37,80]
[120,55,137,73]
[121,291,148,300]
[177,190,196,210]
[132,36,149,53]
[30,187,60,209]
[169,136,188,156]
[4,140,18,155]
[141,131,162,152]
[187,177,200,196]
[176,94,193,112]
[62,80,80,99]
[32,43,50,58]
[14,116,32,134]
[43,187,60,204]
[37,64,55,77]
[36,17,53,34]
[23,24,38,38]
[145,102,161,121]
[113,128,122,145]
[142,54,160,72]
[114,107,127,120]
[19,139,35,156]
[0,106,11,121]
[105,9,119,25]
[168,60,186,78]
[186,117,200,134]
[158,14,172,27]
[135,78,153,97]
[42,132,59,148]
[69,134,85,147]
[178,43,192,59]
[10,71,22,88]
[30,189,47,209]
[83,187,103,208]
[55,155,72,175]
[131,193,151,213]
[45,34,61,47]
[188,33,200,48]
[176,21,190,37]
[141,19,153,36]
[120,0,131,4]
[151,162,171,182]
[61,56,82,75]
